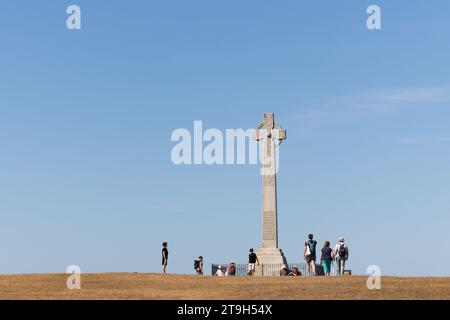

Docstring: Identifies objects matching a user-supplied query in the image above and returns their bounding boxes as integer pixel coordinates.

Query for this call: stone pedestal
[255,249,288,276]
[256,248,287,264]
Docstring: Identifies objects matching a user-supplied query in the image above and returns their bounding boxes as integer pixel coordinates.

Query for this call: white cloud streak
[295,85,450,121]
[396,137,450,145]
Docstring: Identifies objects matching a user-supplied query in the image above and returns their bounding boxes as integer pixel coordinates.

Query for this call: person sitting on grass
[215,266,224,277]
[288,266,302,276]
[280,264,291,276]
[320,241,335,276]
[226,261,236,276]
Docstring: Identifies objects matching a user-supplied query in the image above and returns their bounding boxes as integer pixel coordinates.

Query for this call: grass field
[1,273,449,300]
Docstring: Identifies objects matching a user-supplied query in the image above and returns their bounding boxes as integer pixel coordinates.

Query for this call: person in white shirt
[334,237,349,276]
[215,266,224,277]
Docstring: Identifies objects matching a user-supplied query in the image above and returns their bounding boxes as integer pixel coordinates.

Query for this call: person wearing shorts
[304,234,317,276]
[247,248,259,275]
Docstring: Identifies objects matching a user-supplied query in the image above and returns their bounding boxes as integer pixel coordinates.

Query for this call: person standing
[162,241,168,274]
[320,241,334,276]
[304,234,317,276]
[334,237,349,276]
[247,248,259,276]
[194,256,204,275]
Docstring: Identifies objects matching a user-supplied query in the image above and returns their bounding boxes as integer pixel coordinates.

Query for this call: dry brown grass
[0,273,449,300]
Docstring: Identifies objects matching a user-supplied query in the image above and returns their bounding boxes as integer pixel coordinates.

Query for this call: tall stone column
[254,113,287,274]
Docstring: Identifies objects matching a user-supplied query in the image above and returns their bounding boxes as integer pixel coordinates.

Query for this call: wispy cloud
[349,85,450,111]
[396,137,450,145]
[294,85,450,121]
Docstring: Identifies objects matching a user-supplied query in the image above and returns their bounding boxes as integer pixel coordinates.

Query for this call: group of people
[215,249,257,276]
[304,234,349,276]
[161,235,350,277]
[214,262,237,277]
[215,248,261,276]
[280,265,302,276]
[162,242,206,275]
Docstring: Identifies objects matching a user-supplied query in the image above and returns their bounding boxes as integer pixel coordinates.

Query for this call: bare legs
[306,259,316,276]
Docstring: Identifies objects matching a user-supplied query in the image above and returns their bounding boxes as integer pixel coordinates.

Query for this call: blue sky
[0,1,449,276]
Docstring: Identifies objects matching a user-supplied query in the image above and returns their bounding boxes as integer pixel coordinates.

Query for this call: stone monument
[254,113,288,272]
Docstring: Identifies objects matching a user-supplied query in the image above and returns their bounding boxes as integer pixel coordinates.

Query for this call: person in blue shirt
[304,234,317,276]
[320,241,334,276]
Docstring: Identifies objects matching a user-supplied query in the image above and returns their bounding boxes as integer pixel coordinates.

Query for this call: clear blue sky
[1,1,449,276]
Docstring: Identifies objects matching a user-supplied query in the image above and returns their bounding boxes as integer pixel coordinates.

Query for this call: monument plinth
[254,113,287,272]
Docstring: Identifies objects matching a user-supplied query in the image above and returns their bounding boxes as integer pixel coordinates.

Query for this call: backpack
[308,240,316,255]
[338,244,347,257]
[194,260,200,270]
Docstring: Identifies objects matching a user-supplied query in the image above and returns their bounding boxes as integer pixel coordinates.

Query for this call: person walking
[304,234,317,276]
[334,237,349,276]
[320,241,334,276]
[247,248,259,276]
[162,241,168,274]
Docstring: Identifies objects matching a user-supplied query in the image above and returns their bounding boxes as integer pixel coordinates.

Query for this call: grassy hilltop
[1,273,449,300]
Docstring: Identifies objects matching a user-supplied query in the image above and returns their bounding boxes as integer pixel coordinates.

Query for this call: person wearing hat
[334,237,349,276]
[289,266,301,276]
